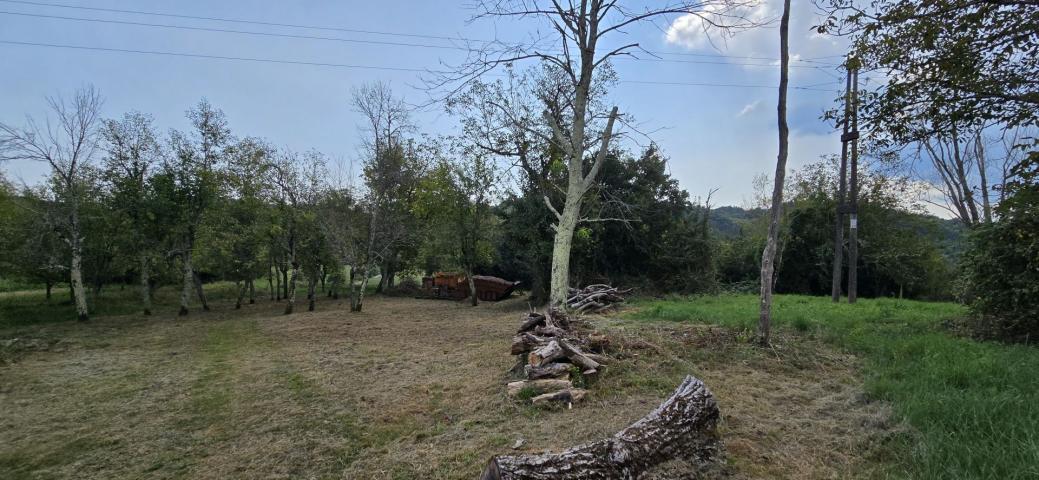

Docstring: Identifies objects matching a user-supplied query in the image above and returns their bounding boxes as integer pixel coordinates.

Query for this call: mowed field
[0,291,901,480]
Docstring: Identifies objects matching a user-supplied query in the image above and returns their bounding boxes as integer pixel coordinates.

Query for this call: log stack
[565,284,632,314]
[507,308,609,407]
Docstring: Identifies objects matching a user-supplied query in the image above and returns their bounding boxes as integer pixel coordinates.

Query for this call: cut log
[479,376,720,480]
[525,363,572,380]
[530,388,587,407]
[558,339,600,371]
[529,341,564,367]
[584,353,611,365]
[511,333,548,355]
[518,313,546,333]
[534,325,568,338]
[507,379,573,397]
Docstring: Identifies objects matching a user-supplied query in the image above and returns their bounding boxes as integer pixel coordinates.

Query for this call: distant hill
[706,205,966,259]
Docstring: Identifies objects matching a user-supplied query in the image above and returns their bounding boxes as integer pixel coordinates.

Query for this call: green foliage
[631,294,1039,480]
[961,151,1039,341]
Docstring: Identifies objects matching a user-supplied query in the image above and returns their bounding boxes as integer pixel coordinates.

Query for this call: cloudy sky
[0,0,854,208]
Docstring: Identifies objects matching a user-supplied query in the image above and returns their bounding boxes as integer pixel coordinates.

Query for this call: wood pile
[507,308,611,407]
[481,375,721,479]
[565,284,632,314]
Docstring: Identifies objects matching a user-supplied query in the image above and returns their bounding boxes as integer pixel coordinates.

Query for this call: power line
[0,39,833,91]
[0,0,841,66]
[0,10,838,69]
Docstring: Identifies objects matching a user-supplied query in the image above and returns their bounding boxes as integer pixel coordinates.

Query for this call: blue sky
[0,0,852,207]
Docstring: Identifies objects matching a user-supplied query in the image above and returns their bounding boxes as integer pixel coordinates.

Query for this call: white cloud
[736,100,761,117]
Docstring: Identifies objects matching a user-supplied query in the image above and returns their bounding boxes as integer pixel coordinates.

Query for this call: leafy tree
[961,150,1039,341]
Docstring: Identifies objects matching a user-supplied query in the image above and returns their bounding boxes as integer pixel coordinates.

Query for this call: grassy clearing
[1,294,894,479]
[629,294,1039,480]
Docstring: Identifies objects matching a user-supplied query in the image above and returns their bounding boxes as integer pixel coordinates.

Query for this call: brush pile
[506,308,612,407]
[565,284,632,314]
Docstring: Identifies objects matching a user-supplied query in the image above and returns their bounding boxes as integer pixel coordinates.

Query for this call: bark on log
[479,375,720,480]
[584,353,611,366]
[531,388,587,407]
[507,379,573,397]
[511,333,549,355]
[518,313,547,333]
[525,363,572,380]
[558,340,600,371]
[529,341,564,367]
[534,325,568,338]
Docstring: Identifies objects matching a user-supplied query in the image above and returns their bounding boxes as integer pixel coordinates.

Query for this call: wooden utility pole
[847,67,860,303]
[831,64,853,303]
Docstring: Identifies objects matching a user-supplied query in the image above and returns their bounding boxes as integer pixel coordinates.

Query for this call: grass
[629,294,1039,480]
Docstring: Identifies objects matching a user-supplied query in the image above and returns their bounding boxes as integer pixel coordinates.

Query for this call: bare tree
[438,0,759,306]
[0,86,104,321]
[758,0,792,345]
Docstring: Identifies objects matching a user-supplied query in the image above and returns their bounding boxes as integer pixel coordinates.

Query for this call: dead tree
[0,86,104,321]
[437,0,759,307]
[480,375,720,479]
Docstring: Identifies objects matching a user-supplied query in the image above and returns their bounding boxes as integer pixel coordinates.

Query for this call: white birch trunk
[549,194,582,306]
[70,237,89,322]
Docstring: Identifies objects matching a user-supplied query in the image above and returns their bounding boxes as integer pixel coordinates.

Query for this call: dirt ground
[0,295,894,479]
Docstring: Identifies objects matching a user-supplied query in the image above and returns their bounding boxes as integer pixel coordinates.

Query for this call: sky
[0,0,855,208]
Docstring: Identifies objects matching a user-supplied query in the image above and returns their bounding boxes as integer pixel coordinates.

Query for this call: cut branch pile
[565,284,631,314]
[481,375,721,479]
[507,308,610,407]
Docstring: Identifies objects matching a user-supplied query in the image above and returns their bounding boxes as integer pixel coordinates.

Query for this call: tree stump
[479,375,720,480]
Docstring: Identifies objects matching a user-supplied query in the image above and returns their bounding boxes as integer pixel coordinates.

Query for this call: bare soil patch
[0,296,892,479]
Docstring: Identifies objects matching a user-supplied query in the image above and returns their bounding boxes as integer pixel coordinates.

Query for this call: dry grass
[0,295,893,479]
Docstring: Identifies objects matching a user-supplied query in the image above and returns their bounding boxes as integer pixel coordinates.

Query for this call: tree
[445,0,757,306]
[349,82,423,312]
[269,149,327,314]
[758,0,792,345]
[161,99,230,316]
[100,111,161,314]
[819,0,1039,140]
[0,86,104,321]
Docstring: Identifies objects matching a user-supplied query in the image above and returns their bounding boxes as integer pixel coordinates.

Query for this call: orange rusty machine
[419,272,521,301]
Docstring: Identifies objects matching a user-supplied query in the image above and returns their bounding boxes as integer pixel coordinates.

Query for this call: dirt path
[0,296,891,479]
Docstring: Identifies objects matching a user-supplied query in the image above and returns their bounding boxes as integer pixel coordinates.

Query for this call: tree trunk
[467,268,479,306]
[282,265,289,299]
[249,279,256,304]
[235,280,245,309]
[549,194,581,306]
[193,271,209,311]
[351,265,369,312]
[480,376,720,480]
[139,254,152,315]
[758,0,792,346]
[70,237,89,322]
[268,265,275,300]
[308,274,317,311]
[275,264,282,300]
[45,281,52,301]
[285,261,299,314]
[976,130,993,223]
[179,250,193,316]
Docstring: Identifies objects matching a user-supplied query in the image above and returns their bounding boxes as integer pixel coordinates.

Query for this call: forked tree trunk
[193,272,209,311]
[179,251,193,316]
[285,261,299,315]
[758,0,792,346]
[479,376,720,480]
[139,255,152,315]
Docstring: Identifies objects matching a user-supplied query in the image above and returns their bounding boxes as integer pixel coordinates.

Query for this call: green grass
[629,294,1039,479]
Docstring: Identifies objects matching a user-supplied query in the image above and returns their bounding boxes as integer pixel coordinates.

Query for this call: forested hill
[709,205,967,260]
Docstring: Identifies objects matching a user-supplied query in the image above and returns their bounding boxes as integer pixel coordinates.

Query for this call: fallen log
[534,324,568,338]
[525,363,572,380]
[531,388,587,407]
[507,379,573,397]
[583,353,611,365]
[511,333,548,355]
[479,375,720,480]
[558,339,600,371]
[529,341,564,367]
[518,313,547,333]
